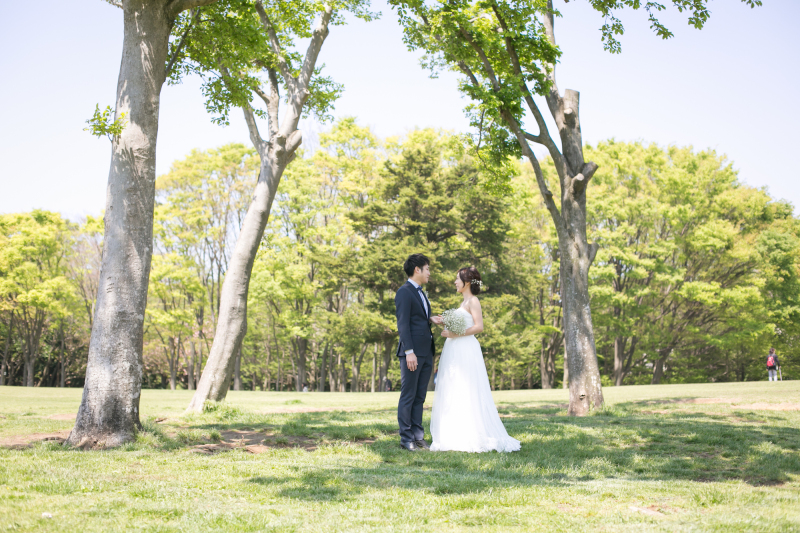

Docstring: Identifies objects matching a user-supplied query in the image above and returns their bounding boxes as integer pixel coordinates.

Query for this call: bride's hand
[441,329,457,338]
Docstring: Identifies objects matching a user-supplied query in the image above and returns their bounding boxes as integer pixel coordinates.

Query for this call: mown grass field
[1,382,799,532]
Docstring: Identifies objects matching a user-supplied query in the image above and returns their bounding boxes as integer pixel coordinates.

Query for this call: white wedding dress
[431,308,521,453]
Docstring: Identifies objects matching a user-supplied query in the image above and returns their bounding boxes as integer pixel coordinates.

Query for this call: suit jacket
[395,281,435,358]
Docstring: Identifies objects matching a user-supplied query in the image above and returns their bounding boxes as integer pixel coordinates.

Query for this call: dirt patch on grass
[733,402,800,411]
[0,430,70,449]
[629,505,665,517]
[688,399,800,410]
[191,429,318,454]
[47,413,76,421]
[641,398,800,411]
[189,429,379,454]
[259,406,357,414]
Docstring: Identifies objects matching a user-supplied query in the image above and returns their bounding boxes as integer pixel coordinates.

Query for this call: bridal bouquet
[441,308,467,336]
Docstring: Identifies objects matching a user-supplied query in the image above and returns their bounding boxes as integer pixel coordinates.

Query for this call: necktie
[417,286,429,318]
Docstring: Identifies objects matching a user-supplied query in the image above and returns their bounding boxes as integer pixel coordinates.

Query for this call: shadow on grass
[233,405,800,500]
[16,401,797,501]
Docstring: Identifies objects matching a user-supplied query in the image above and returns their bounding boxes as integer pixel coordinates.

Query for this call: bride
[431,266,521,453]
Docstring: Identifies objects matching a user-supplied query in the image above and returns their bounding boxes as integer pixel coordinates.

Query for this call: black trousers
[397,353,433,444]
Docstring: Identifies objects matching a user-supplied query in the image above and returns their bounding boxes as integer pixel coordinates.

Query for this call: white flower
[442,308,468,336]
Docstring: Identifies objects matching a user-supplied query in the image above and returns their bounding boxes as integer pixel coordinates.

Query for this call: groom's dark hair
[404,254,430,277]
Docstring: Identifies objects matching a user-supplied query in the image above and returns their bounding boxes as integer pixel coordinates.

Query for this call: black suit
[395,281,435,444]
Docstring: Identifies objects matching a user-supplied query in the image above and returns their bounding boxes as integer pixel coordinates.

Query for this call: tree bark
[379,339,392,391]
[317,342,328,392]
[293,338,307,392]
[371,344,376,393]
[613,335,638,386]
[277,347,283,391]
[168,340,177,391]
[195,342,202,386]
[24,334,37,387]
[455,0,603,414]
[58,322,66,388]
[186,341,195,390]
[67,0,219,447]
[0,314,12,386]
[262,341,272,390]
[652,354,668,384]
[187,5,332,411]
[350,344,367,392]
[67,0,168,446]
[337,350,346,392]
[233,346,242,391]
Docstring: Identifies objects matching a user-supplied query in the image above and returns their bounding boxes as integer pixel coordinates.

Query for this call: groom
[395,253,443,451]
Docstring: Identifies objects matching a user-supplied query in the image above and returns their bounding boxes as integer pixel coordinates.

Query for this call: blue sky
[1,0,798,219]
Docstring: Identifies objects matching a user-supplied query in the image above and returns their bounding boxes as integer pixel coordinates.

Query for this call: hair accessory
[471,279,484,289]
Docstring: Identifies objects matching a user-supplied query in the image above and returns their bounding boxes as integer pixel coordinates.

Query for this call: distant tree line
[1,120,797,390]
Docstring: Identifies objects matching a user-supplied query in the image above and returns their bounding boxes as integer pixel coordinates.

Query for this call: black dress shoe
[414,440,430,450]
[400,441,418,452]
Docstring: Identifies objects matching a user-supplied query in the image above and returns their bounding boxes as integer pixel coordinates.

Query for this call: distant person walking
[767,348,780,381]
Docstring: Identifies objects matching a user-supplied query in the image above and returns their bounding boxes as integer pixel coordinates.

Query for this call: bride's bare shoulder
[466,296,482,309]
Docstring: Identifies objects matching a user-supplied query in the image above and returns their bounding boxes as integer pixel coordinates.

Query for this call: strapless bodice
[456,307,475,329]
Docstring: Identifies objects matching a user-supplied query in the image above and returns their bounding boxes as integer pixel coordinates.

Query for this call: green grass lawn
[1,382,799,532]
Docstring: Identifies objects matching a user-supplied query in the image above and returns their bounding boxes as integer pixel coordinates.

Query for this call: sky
[1,0,798,220]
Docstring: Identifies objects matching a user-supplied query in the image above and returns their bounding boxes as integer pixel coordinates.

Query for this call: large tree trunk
[555,99,603,413]
[24,351,35,388]
[186,341,196,390]
[233,346,242,391]
[317,342,328,392]
[506,85,603,413]
[188,158,285,407]
[187,5,332,410]
[167,340,177,391]
[613,336,625,386]
[294,338,307,392]
[338,351,346,392]
[58,323,66,388]
[371,344,376,393]
[614,335,638,386]
[652,355,668,384]
[68,0,170,448]
[350,344,367,393]
[1,314,14,387]
[539,330,560,389]
[379,339,392,391]
[486,0,604,415]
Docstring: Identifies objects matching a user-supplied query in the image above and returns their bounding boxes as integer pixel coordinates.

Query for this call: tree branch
[278,4,333,146]
[571,162,599,194]
[242,104,267,157]
[523,131,543,144]
[254,0,295,91]
[166,0,218,19]
[165,8,200,80]
[103,0,122,8]
[457,26,501,91]
[296,5,333,92]
[219,65,266,155]
[456,61,481,88]
[542,0,564,122]
[487,0,569,184]
[501,110,563,229]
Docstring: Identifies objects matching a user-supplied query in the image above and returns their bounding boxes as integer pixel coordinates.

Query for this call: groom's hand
[430,315,444,325]
[406,352,418,372]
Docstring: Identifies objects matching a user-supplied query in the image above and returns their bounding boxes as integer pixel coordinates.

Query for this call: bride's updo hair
[458,266,482,295]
